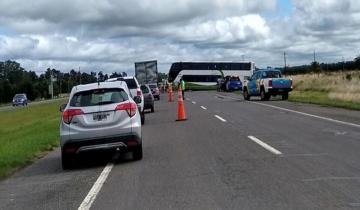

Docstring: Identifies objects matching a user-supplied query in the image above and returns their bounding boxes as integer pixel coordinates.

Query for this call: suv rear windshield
[14,94,26,99]
[140,85,150,94]
[70,88,129,107]
[124,79,138,89]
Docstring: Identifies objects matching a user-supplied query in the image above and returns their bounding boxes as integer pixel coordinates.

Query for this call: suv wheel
[61,150,74,170]
[133,145,143,160]
[151,106,154,113]
[141,111,145,125]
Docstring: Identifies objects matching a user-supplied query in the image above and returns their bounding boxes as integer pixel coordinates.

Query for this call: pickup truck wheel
[260,89,266,101]
[282,92,289,100]
[151,105,154,113]
[243,89,250,100]
[133,145,143,160]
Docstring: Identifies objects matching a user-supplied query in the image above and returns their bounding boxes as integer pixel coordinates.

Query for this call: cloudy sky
[1,0,360,74]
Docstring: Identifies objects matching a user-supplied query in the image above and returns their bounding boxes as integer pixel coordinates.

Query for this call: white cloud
[0,0,360,72]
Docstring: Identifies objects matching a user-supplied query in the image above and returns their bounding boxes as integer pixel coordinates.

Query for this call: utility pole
[284,52,287,72]
[50,70,54,99]
[79,66,81,84]
[313,50,316,63]
[342,57,345,71]
[59,73,62,96]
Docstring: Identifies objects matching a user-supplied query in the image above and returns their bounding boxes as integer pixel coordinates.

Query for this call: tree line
[0,60,168,103]
[281,56,360,75]
[0,60,124,103]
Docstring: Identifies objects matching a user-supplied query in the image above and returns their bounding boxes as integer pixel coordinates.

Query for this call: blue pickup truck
[242,69,293,100]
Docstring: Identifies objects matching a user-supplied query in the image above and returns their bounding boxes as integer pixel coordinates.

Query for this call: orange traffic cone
[168,85,173,102]
[176,86,187,121]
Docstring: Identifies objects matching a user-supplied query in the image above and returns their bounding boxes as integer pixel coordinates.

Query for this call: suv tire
[133,145,143,160]
[61,150,74,170]
[151,106,154,113]
[141,111,145,125]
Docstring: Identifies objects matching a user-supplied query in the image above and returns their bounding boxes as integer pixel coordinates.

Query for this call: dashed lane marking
[248,136,282,155]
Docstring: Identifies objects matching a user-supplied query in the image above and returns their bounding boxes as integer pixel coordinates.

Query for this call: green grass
[289,91,360,110]
[185,83,217,90]
[0,99,67,178]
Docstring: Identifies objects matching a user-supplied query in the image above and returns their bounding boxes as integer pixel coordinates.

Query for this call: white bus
[167,62,255,89]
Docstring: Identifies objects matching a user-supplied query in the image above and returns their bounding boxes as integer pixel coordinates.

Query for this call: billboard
[135,60,158,84]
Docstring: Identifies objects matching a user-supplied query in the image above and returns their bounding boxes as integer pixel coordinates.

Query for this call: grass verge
[185,83,217,90]
[0,99,67,178]
[289,91,360,110]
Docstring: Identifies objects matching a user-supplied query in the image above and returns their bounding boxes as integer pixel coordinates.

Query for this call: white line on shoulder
[250,101,360,129]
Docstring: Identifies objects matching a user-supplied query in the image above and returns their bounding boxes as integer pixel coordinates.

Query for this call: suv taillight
[268,80,272,87]
[115,103,137,117]
[136,89,142,96]
[63,109,83,124]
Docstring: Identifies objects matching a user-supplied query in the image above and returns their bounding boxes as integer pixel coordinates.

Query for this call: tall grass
[290,71,360,104]
[0,100,66,178]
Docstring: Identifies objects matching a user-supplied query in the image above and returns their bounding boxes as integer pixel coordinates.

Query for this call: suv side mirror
[133,96,142,104]
[59,104,67,112]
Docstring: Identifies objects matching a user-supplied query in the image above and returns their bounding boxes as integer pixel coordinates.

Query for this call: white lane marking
[214,115,227,122]
[248,136,282,155]
[200,106,207,110]
[250,101,360,129]
[214,93,360,129]
[283,153,328,158]
[302,177,360,182]
[78,163,114,210]
[192,101,197,104]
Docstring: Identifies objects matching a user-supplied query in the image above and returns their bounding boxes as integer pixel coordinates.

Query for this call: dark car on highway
[140,84,154,113]
[12,94,28,106]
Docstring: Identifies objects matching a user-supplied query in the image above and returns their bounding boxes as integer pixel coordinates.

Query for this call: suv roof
[70,81,129,96]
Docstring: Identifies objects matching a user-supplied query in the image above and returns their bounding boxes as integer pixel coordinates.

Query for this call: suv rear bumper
[62,134,141,154]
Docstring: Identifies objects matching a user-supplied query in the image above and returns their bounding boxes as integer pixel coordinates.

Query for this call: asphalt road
[1,91,360,210]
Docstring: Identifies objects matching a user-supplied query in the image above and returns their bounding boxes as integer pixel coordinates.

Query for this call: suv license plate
[93,113,108,121]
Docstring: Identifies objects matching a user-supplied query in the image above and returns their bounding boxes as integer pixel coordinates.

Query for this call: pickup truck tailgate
[272,79,292,88]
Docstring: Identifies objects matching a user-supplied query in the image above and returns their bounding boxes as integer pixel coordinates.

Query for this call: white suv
[59,81,143,169]
[107,77,145,124]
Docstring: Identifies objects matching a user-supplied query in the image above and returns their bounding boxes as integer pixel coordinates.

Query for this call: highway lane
[0,91,359,209]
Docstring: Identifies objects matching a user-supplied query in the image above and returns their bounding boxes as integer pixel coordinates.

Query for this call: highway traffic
[1,91,360,210]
